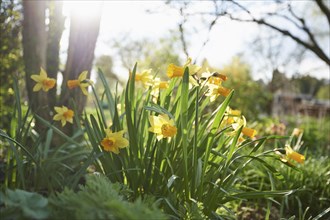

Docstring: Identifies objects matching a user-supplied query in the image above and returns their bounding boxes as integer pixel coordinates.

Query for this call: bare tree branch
[179,6,189,59]
[315,0,330,25]
[194,1,226,63]
[227,0,330,65]
[287,4,325,60]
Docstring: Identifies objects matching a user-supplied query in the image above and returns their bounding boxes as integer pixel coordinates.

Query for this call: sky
[61,1,330,82]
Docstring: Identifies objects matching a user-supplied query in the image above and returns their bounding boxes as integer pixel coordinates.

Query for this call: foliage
[112,33,181,76]
[0,80,90,192]
[256,115,330,153]
[202,57,273,120]
[285,116,330,152]
[316,84,330,100]
[49,174,167,220]
[278,155,330,218]
[239,154,330,219]
[0,174,166,220]
[0,189,49,220]
[291,74,325,96]
[0,0,24,133]
[238,124,330,219]
[0,189,49,219]
[94,55,122,91]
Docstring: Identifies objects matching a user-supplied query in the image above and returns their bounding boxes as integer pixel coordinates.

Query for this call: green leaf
[144,103,175,119]
[98,68,116,120]
[180,67,190,199]
[35,115,81,146]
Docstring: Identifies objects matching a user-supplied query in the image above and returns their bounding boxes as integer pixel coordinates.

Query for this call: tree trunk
[46,1,64,110]
[22,0,49,134]
[60,7,102,135]
[22,1,101,141]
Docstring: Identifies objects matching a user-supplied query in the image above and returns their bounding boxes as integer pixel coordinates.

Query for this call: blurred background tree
[112,32,181,77]
[316,84,330,100]
[94,55,122,93]
[166,0,329,120]
[0,0,24,133]
[291,75,325,96]
[202,57,272,120]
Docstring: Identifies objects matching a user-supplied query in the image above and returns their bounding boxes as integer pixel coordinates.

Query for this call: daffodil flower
[184,57,202,75]
[242,127,257,138]
[292,128,303,137]
[285,146,305,164]
[205,84,232,102]
[30,67,56,92]
[277,146,305,164]
[230,115,257,138]
[167,57,201,78]
[67,71,93,96]
[53,106,74,127]
[100,129,129,154]
[167,63,184,78]
[201,71,228,86]
[148,114,177,140]
[151,77,169,98]
[222,107,241,126]
[134,69,153,88]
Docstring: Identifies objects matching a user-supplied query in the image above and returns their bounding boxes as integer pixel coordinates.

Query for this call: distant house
[272,91,330,117]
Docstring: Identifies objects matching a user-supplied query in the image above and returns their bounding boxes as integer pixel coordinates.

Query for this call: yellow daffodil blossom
[134,69,153,88]
[292,128,303,137]
[227,107,241,117]
[167,57,201,78]
[184,57,202,75]
[201,71,228,86]
[205,84,232,102]
[231,115,246,129]
[30,67,56,92]
[238,136,246,143]
[277,146,305,164]
[242,127,257,138]
[151,77,169,97]
[67,71,93,96]
[148,114,177,140]
[285,146,305,164]
[167,63,184,78]
[100,129,129,154]
[158,81,169,89]
[53,106,74,127]
[230,115,257,138]
[208,77,223,86]
[222,107,242,126]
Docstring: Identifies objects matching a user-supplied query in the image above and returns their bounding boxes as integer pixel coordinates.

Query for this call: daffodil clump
[27,58,305,219]
[125,58,256,144]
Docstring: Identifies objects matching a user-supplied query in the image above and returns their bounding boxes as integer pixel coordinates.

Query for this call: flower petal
[33,83,42,92]
[80,86,88,96]
[61,119,66,127]
[53,114,62,121]
[40,67,47,78]
[31,75,42,82]
[78,71,88,81]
